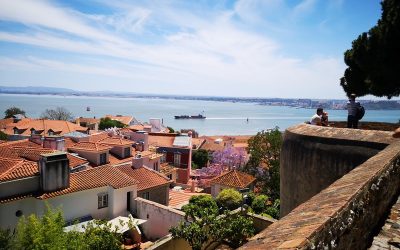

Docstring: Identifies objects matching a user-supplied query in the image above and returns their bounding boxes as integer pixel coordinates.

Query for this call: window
[124,147,131,157]
[99,153,107,165]
[13,128,19,135]
[48,130,54,136]
[167,174,172,180]
[153,162,159,171]
[98,193,108,209]
[174,153,181,167]
[142,192,150,200]
[160,153,166,163]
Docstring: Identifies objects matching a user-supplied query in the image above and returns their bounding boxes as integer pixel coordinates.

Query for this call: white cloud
[0,0,348,98]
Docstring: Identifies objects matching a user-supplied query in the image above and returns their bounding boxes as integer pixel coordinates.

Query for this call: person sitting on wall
[321,111,329,126]
[347,93,361,129]
[310,108,324,126]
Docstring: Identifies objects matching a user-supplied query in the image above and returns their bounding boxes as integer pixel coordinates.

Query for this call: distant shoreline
[1,91,400,110]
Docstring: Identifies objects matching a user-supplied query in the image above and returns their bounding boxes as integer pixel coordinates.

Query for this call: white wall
[135,197,185,240]
[0,184,137,230]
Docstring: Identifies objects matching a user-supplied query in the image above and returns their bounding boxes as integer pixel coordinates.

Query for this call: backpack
[356,105,365,120]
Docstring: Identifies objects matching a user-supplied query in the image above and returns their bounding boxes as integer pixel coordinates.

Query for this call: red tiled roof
[0,159,38,181]
[0,139,42,148]
[68,141,112,152]
[169,190,207,208]
[38,165,137,199]
[210,170,256,188]
[67,154,88,168]
[0,118,14,129]
[105,115,133,125]
[108,153,134,166]
[89,132,109,142]
[64,137,77,148]
[149,134,176,147]
[12,147,55,161]
[117,164,170,191]
[76,117,99,125]
[99,137,133,146]
[4,119,87,136]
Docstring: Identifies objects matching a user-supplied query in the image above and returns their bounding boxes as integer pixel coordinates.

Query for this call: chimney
[132,154,144,169]
[190,179,197,192]
[39,152,70,192]
[133,131,149,151]
[43,136,65,151]
[29,134,43,145]
[76,117,81,125]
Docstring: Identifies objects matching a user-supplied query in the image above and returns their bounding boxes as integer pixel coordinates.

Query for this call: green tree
[192,149,210,169]
[245,128,282,200]
[98,117,127,130]
[170,194,254,250]
[341,0,400,98]
[167,126,175,133]
[0,228,13,250]
[8,204,128,249]
[40,107,73,121]
[251,195,268,214]
[216,189,243,211]
[4,106,25,118]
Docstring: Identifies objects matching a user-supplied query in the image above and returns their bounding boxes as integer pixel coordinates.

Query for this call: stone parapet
[281,124,395,216]
[240,140,400,249]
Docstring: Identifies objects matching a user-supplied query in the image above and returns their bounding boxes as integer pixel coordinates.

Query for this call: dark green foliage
[192,149,210,168]
[251,195,268,214]
[99,117,127,130]
[167,126,175,133]
[4,106,25,118]
[40,107,73,121]
[0,228,13,250]
[245,128,282,200]
[6,204,127,249]
[170,194,254,250]
[216,189,243,211]
[341,0,400,98]
[0,131,7,141]
[182,195,218,219]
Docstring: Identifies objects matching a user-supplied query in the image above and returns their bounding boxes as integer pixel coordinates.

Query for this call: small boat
[86,106,91,111]
[175,114,206,119]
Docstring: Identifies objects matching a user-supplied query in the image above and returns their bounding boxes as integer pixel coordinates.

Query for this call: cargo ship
[174,114,206,119]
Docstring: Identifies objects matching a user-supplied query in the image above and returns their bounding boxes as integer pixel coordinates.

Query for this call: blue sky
[0,0,383,98]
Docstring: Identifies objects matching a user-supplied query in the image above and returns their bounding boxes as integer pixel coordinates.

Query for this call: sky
[0,0,384,99]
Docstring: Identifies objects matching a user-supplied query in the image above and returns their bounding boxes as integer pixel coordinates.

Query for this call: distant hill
[0,86,75,94]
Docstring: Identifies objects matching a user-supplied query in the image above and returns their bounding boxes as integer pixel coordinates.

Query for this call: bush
[99,117,126,130]
[251,195,268,214]
[216,189,243,210]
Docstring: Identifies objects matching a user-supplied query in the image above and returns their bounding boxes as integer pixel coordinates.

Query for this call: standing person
[347,93,361,129]
[310,108,324,126]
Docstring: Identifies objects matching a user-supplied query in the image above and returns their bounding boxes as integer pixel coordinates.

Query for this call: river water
[0,94,398,135]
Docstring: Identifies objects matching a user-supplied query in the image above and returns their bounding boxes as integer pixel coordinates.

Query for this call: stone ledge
[240,141,400,249]
[287,124,396,147]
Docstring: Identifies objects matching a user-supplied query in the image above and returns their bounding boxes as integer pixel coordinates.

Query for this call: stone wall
[240,139,400,249]
[280,124,395,216]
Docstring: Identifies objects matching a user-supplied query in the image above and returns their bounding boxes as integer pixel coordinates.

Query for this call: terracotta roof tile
[89,132,109,142]
[0,159,38,181]
[99,137,133,146]
[38,165,137,199]
[0,118,14,129]
[108,153,135,166]
[169,190,207,209]
[0,139,42,148]
[117,164,170,191]
[4,119,87,136]
[64,137,77,148]
[105,115,133,125]
[210,170,256,188]
[12,147,55,161]
[149,134,176,147]
[76,117,99,125]
[68,141,112,152]
[67,154,88,169]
